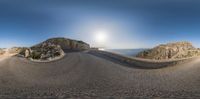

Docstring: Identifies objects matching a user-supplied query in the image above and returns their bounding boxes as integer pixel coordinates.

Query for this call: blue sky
[0,0,200,48]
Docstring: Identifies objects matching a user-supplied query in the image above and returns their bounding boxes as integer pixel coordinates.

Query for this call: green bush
[54,51,61,56]
[31,51,42,59]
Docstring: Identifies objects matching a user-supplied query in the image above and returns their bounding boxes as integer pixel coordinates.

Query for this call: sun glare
[95,30,108,43]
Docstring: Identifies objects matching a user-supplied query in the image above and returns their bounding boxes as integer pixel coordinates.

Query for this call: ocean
[104,49,147,57]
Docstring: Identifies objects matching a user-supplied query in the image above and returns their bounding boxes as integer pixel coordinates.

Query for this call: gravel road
[0,52,199,98]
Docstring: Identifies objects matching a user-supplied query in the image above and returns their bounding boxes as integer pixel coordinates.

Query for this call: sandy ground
[0,51,199,98]
[0,49,16,62]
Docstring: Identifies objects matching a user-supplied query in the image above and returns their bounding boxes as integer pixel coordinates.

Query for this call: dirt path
[0,49,16,62]
[0,52,199,98]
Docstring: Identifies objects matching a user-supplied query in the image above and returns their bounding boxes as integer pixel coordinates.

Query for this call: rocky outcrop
[24,43,65,60]
[136,42,200,60]
[20,37,90,61]
[33,37,90,51]
[25,49,31,58]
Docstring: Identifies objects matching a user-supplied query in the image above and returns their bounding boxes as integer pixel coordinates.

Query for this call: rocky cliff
[32,37,90,51]
[136,42,200,60]
[22,37,90,60]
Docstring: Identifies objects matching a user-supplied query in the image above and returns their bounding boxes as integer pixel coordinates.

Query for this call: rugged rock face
[0,37,89,61]
[33,37,90,51]
[25,43,65,60]
[21,37,90,60]
[136,42,200,60]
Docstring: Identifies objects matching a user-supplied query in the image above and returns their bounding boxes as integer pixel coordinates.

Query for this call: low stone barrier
[89,50,196,69]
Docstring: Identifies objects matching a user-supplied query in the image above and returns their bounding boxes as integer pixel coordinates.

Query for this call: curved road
[0,52,199,98]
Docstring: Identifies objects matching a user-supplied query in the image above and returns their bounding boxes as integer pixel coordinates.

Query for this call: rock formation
[24,49,31,58]
[24,43,65,60]
[33,37,90,51]
[136,42,200,60]
[20,37,90,61]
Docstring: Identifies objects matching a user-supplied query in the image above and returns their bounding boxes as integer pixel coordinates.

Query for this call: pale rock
[136,42,200,60]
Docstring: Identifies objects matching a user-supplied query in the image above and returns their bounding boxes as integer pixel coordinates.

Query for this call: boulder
[136,42,200,60]
[25,49,31,58]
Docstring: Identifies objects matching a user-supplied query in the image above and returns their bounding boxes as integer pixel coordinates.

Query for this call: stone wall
[89,50,195,69]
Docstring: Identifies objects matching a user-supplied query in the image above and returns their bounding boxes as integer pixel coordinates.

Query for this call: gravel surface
[0,52,199,98]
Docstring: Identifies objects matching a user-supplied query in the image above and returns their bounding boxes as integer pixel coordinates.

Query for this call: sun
[95,30,108,43]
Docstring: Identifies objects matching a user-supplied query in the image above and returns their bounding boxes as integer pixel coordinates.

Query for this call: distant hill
[136,41,200,60]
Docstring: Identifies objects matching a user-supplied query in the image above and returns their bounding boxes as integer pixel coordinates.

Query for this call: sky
[0,0,200,48]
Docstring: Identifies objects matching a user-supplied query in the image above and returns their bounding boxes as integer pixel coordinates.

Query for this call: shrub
[31,51,42,59]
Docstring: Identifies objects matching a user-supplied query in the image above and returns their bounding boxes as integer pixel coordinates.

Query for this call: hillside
[32,37,90,51]
[21,37,90,60]
[136,42,200,60]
